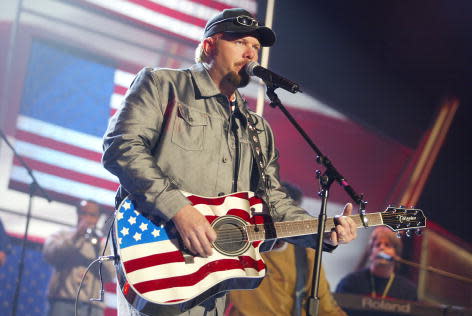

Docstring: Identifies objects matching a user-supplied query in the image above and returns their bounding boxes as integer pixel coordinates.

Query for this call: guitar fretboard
[246,213,383,241]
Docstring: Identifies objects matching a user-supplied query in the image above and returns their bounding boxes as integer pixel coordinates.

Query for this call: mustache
[235,61,248,69]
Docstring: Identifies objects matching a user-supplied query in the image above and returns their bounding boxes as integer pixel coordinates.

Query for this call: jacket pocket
[172,102,208,151]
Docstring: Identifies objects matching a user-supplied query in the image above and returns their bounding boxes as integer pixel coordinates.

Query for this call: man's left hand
[324,203,357,246]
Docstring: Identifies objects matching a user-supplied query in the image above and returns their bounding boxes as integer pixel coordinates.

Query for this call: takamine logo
[362,297,411,313]
[399,215,416,223]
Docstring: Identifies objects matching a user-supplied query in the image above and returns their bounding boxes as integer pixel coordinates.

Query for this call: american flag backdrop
[9,0,260,207]
[9,39,120,207]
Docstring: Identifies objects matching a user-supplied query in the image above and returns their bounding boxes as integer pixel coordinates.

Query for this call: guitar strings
[212,218,421,237]
[212,216,419,236]
[189,215,423,246]
[212,214,422,242]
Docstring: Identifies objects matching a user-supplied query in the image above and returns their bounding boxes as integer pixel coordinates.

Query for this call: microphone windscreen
[245,61,259,76]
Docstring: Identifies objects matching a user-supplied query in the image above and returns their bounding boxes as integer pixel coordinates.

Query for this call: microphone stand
[263,84,367,316]
[0,129,52,316]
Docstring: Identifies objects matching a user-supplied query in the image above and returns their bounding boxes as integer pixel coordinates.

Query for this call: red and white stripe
[110,69,136,116]
[81,0,257,43]
[11,117,119,206]
[117,191,266,305]
[10,68,135,207]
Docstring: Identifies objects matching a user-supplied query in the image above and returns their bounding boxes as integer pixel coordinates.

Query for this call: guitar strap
[244,107,277,252]
[244,109,269,200]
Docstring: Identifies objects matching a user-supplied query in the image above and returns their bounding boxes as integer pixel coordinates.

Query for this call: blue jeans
[117,287,226,316]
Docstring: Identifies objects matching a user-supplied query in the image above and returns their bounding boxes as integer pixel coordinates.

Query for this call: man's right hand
[172,205,216,258]
[73,218,90,240]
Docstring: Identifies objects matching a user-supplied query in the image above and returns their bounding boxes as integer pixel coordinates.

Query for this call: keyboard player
[335,227,417,315]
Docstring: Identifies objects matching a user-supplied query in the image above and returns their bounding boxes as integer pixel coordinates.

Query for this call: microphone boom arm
[378,252,472,284]
[396,256,472,284]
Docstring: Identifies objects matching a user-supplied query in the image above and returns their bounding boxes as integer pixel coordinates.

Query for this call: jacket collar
[190,63,221,98]
[190,63,249,115]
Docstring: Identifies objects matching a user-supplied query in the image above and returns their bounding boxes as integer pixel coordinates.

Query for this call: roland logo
[362,297,411,313]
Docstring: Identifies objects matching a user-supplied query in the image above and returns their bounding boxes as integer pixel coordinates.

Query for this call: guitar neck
[246,213,383,241]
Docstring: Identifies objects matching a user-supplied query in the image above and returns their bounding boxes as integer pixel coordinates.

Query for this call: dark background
[259,1,471,244]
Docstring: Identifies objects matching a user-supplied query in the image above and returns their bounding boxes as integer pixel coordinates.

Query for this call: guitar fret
[246,212,385,241]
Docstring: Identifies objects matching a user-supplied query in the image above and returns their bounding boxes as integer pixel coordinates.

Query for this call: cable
[74,257,100,316]
[91,214,116,301]
[74,255,116,316]
[74,213,117,316]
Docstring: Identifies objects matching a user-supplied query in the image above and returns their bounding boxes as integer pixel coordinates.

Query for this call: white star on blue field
[116,199,172,249]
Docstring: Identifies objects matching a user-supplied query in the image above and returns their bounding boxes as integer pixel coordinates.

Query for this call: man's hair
[368,226,403,256]
[195,34,227,64]
[281,181,303,205]
[355,227,404,270]
[76,199,101,215]
[194,40,206,63]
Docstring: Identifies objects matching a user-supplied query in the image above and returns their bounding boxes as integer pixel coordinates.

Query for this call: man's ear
[203,37,216,58]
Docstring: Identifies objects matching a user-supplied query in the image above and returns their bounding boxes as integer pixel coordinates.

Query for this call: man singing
[103,8,357,316]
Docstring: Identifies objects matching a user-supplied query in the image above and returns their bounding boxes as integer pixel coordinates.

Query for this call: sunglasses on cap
[206,15,259,30]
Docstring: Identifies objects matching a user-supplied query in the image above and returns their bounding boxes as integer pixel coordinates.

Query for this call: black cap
[203,8,276,47]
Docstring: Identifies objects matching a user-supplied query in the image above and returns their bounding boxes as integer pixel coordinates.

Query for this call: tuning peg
[396,232,402,238]
[415,229,422,236]
[406,230,413,238]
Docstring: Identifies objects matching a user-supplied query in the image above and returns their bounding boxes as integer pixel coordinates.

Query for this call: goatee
[224,69,250,88]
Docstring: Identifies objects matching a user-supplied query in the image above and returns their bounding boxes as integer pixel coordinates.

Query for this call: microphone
[376,252,395,262]
[245,61,301,93]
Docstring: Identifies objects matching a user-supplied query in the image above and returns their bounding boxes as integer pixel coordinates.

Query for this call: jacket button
[217,96,226,104]
[222,157,228,163]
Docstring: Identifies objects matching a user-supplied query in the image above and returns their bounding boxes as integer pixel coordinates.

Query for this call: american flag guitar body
[113,191,426,313]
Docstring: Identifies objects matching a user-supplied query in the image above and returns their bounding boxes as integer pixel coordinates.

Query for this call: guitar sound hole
[212,216,250,256]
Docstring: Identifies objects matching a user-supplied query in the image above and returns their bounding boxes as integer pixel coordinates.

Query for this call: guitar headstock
[381,206,426,235]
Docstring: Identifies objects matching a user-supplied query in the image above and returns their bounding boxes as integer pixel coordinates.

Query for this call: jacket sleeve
[258,116,336,252]
[102,68,189,220]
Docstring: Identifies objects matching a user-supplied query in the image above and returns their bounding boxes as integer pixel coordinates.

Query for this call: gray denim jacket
[102,63,321,248]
